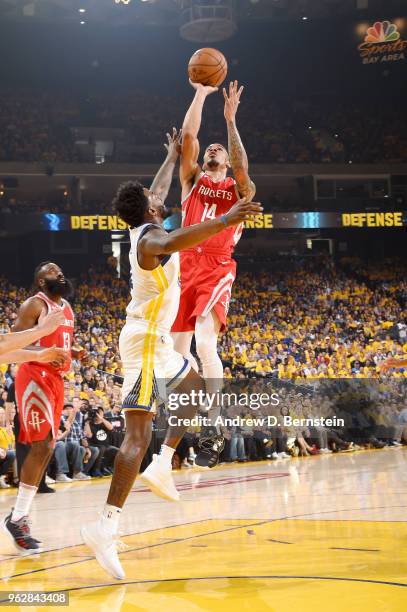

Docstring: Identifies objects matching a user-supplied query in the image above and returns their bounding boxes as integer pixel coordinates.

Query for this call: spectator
[0,404,16,488]
[84,407,119,476]
[57,403,95,481]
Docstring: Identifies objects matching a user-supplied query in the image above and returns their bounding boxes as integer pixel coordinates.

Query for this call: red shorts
[15,363,64,445]
[171,249,236,333]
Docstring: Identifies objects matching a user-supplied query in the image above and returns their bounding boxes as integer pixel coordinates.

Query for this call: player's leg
[193,310,227,466]
[172,331,199,372]
[2,368,59,555]
[171,254,199,371]
[81,322,155,580]
[140,367,205,500]
[81,411,153,580]
[106,412,153,507]
[1,433,53,555]
[195,309,223,415]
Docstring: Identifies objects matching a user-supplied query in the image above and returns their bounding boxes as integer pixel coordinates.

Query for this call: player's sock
[11,483,38,522]
[100,504,122,536]
[158,444,175,468]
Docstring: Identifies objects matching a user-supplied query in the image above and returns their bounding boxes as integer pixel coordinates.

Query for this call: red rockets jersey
[31,291,74,374]
[181,173,243,256]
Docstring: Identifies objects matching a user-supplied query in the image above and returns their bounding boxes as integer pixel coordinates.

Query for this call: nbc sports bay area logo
[358,20,407,64]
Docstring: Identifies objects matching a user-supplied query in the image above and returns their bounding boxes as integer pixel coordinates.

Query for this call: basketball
[188,48,228,88]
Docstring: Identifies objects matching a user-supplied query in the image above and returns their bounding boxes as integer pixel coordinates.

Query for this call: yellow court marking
[1,519,407,611]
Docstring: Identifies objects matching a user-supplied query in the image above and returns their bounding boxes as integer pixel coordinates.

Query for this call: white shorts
[119,318,191,413]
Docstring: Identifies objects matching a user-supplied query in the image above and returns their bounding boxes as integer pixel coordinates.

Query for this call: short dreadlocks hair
[113,181,149,228]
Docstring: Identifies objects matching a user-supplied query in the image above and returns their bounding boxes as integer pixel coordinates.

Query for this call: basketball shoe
[1,512,43,555]
[195,430,225,468]
[81,522,125,580]
[140,454,180,501]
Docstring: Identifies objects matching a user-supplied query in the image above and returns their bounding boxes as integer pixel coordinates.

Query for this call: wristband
[220,214,228,227]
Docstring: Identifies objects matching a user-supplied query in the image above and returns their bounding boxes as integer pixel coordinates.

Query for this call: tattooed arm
[224,80,256,202]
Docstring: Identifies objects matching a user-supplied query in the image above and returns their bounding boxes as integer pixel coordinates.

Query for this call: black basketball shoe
[1,511,43,555]
[195,431,225,468]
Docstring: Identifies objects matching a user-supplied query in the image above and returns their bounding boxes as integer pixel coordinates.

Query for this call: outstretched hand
[223,80,244,123]
[224,199,263,227]
[164,127,182,161]
[189,79,218,97]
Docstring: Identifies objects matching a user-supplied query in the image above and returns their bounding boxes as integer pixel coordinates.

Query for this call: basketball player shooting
[81,129,262,580]
[171,79,256,466]
[1,263,85,555]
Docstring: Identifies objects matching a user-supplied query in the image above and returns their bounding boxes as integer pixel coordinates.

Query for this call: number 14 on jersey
[201,203,217,221]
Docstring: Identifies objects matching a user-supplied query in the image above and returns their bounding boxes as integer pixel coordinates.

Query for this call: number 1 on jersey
[201,203,217,221]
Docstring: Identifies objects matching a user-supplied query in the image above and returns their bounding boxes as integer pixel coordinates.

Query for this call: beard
[43,277,73,299]
[206,158,220,169]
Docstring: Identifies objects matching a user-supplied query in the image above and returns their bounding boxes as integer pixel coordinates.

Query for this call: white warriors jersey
[126,223,181,332]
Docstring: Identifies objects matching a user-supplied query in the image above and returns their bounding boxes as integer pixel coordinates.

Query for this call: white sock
[100,504,122,536]
[158,444,175,468]
[11,483,38,522]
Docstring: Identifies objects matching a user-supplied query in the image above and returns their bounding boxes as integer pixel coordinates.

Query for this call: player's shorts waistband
[182,247,233,257]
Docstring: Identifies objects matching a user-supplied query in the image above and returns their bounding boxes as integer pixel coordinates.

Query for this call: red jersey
[30,291,74,374]
[182,172,243,256]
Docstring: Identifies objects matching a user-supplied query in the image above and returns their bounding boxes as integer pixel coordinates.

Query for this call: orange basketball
[188,48,228,88]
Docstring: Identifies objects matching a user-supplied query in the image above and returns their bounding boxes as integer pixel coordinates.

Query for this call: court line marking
[0,573,406,604]
[4,505,407,581]
[267,539,293,544]
[0,518,218,564]
[331,547,380,552]
[0,519,226,568]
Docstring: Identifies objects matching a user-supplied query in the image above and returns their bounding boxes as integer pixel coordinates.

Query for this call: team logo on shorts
[28,409,46,432]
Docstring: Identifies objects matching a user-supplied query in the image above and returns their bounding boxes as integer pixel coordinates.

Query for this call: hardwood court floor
[1,448,407,611]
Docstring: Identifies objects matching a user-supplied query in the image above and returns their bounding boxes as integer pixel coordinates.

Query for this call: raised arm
[180,81,218,197]
[223,81,256,202]
[149,128,182,203]
[138,199,262,269]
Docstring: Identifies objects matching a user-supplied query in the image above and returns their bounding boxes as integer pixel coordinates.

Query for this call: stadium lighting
[115,0,132,4]
[79,8,86,13]
[302,16,308,21]
[80,20,86,25]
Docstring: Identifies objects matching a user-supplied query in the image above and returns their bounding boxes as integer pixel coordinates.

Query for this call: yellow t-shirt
[0,427,15,451]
